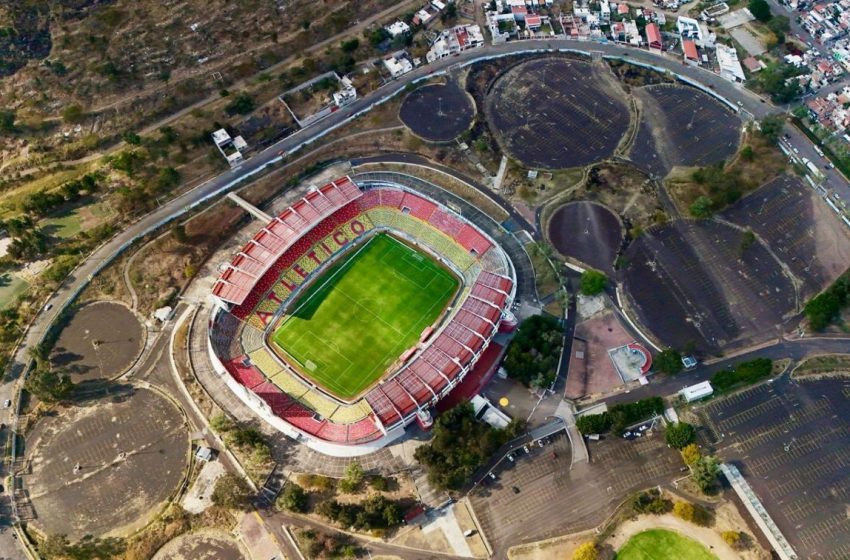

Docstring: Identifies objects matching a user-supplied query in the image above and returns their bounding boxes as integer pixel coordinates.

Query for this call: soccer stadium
[207,176,517,456]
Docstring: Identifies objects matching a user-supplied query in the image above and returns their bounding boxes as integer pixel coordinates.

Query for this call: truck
[814,145,825,157]
[807,160,823,178]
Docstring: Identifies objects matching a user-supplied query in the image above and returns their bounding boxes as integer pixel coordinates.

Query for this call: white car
[3,399,11,408]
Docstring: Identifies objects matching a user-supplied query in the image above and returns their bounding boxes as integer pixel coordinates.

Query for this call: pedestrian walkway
[555,400,588,465]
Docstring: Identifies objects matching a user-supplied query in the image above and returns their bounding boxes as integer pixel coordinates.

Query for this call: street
[1,34,850,558]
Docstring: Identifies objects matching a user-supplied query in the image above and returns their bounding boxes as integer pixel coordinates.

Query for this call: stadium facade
[207,176,517,456]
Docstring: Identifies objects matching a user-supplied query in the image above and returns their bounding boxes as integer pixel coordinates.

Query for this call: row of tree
[414,402,524,490]
[503,314,562,389]
[575,396,664,435]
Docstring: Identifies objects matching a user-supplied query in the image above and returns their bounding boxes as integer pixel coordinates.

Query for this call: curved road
[0,38,844,544]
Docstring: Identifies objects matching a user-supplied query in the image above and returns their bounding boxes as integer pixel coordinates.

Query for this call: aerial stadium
[207,175,517,456]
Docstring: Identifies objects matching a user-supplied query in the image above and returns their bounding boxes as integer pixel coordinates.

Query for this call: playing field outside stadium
[271,233,460,400]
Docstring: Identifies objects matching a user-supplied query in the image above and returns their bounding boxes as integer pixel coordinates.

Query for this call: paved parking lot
[469,429,681,556]
[697,376,850,560]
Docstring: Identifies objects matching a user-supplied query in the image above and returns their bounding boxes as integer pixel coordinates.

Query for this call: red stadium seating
[348,416,382,443]
[357,189,382,211]
[478,271,513,293]
[226,356,265,388]
[456,224,492,256]
[379,189,404,208]
[254,382,293,415]
[471,282,508,307]
[400,193,437,221]
[429,209,464,237]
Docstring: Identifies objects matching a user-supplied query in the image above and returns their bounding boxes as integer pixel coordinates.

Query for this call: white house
[386,20,411,37]
[384,55,413,78]
[716,44,746,82]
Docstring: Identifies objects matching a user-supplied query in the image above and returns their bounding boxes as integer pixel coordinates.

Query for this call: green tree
[0,108,15,133]
[62,104,85,124]
[279,482,308,513]
[341,38,360,53]
[414,403,523,490]
[25,367,74,403]
[689,195,714,218]
[665,422,696,449]
[580,270,607,296]
[654,348,682,375]
[344,462,364,486]
[211,473,253,510]
[692,455,720,493]
[121,130,141,145]
[751,63,803,103]
[503,315,562,388]
[748,0,772,21]
[759,115,785,144]
[225,93,255,115]
[576,413,612,435]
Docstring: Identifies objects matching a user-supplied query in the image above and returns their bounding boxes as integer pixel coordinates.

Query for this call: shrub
[369,476,389,492]
[278,482,308,513]
[571,542,598,560]
[580,270,607,296]
[673,500,696,522]
[212,473,252,510]
[631,489,670,514]
[414,403,523,490]
[692,455,720,493]
[680,443,701,465]
[722,530,742,548]
[711,358,772,392]
[654,348,682,375]
[665,422,696,449]
[576,413,612,435]
[503,314,562,389]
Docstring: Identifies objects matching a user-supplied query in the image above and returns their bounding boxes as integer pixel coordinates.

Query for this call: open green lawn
[271,233,459,400]
[41,199,114,240]
[0,272,29,310]
[615,529,718,560]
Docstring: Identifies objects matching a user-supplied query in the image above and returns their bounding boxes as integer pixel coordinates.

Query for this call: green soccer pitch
[271,233,460,400]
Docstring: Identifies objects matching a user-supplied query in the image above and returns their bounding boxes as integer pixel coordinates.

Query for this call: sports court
[271,233,459,399]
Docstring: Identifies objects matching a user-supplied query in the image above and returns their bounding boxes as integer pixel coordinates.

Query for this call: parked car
[3,399,10,408]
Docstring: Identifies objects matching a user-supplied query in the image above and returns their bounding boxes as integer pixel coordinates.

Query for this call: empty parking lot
[697,375,850,559]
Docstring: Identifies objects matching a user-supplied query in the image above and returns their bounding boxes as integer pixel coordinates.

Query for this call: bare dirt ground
[24,386,189,540]
[151,528,248,560]
[566,311,633,400]
[50,301,144,383]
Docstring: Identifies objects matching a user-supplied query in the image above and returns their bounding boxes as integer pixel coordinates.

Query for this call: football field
[271,233,459,400]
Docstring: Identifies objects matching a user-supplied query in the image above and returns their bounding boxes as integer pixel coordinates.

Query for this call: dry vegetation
[665,130,787,216]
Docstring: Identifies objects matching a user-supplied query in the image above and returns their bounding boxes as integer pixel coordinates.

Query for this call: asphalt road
[1,37,848,546]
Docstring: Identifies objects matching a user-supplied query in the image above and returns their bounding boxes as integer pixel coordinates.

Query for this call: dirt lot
[547,201,623,274]
[621,218,797,354]
[630,84,742,178]
[485,58,629,169]
[721,174,850,298]
[50,301,144,383]
[566,311,634,400]
[151,529,248,560]
[24,386,189,540]
[697,375,850,559]
[400,81,475,142]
